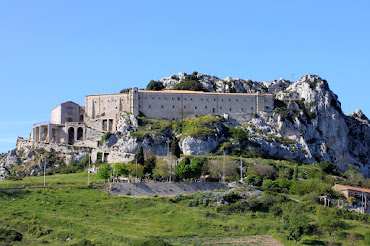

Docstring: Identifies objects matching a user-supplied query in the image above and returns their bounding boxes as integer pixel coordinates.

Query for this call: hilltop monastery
[30,88,274,145]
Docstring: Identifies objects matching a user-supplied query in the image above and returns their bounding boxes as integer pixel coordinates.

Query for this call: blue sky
[0,0,369,153]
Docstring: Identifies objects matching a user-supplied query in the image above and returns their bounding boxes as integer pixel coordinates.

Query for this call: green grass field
[1,171,369,245]
[0,172,105,189]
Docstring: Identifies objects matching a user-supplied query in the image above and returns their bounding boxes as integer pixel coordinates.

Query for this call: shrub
[100,132,113,145]
[0,227,22,243]
[261,179,276,192]
[131,238,172,246]
[244,174,262,186]
[173,80,203,91]
[247,164,277,180]
[146,80,164,91]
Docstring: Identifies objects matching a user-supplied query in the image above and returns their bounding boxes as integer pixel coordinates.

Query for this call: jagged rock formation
[1,73,369,179]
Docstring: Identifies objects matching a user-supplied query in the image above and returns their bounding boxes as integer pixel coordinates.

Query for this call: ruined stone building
[30,88,274,145]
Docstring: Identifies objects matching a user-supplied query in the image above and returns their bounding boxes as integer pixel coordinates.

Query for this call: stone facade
[85,88,274,132]
[30,88,274,147]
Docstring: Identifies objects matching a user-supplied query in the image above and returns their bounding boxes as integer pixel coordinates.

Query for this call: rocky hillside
[1,73,369,178]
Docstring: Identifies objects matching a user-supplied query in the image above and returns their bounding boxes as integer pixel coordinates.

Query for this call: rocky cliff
[1,73,369,179]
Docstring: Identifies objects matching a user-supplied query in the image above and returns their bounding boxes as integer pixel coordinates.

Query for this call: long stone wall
[84,89,274,128]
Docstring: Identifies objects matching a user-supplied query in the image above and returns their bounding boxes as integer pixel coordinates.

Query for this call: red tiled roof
[335,184,370,193]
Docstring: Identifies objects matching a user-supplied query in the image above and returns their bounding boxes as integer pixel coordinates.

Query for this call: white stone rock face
[181,136,218,155]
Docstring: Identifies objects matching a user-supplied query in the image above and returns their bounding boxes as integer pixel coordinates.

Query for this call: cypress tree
[171,137,181,158]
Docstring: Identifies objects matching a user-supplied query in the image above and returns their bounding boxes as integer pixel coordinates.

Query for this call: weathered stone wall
[85,89,274,122]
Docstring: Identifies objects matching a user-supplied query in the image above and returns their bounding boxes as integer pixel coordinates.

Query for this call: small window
[206,98,208,101]
[149,105,151,108]
[139,105,141,108]
[201,98,203,101]
[221,99,224,101]
[178,97,180,101]
[205,106,207,109]
[172,97,174,100]
[145,97,147,99]
[165,97,167,100]
[214,98,216,101]
[220,106,223,109]
[184,106,186,109]
[229,99,231,101]
[229,108,232,111]
[241,108,243,111]
[138,97,140,99]
[184,98,187,101]
[251,107,253,110]
[159,97,161,100]
[265,106,269,109]
[212,108,215,113]
[236,99,238,101]
[244,99,246,101]
[195,106,197,109]
[172,105,175,108]
[191,98,193,101]
[152,97,154,99]
[108,100,110,102]
[161,105,164,108]
[115,106,118,109]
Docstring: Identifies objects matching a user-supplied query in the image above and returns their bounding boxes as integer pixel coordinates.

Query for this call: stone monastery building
[30,88,274,145]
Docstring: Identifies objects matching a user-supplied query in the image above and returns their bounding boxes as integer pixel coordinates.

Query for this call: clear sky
[0,0,369,153]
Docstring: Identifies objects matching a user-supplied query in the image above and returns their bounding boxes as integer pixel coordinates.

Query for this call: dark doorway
[77,127,83,140]
[68,127,74,145]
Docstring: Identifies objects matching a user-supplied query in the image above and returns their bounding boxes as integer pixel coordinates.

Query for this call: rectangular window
[184,106,186,109]
[195,106,197,109]
[149,105,151,108]
[178,97,180,101]
[212,108,215,113]
[205,106,207,109]
[161,105,164,108]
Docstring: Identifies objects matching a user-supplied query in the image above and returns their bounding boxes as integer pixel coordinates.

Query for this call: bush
[0,227,22,243]
[247,164,277,180]
[261,179,276,192]
[131,238,172,246]
[244,174,262,186]
[146,80,164,91]
[173,80,203,91]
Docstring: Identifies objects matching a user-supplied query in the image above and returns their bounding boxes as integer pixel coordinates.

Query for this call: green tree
[170,137,181,158]
[153,157,171,180]
[175,157,204,180]
[144,152,156,176]
[244,174,262,186]
[282,205,311,244]
[135,146,145,165]
[317,210,346,236]
[98,164,112,183]
[114,163,129,177]
[292,164,298,181]
[146,80,164,91]
[126,163,144,178]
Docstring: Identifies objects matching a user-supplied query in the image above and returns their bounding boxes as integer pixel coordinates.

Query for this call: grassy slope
[1,187,281,246]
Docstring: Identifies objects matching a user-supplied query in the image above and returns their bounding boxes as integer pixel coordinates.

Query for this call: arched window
[68,127,74,145]
[77,127,83,140]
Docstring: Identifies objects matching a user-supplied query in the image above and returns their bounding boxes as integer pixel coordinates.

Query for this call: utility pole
[166,140,171,182]
[240,157,243,182]
[135,158,138,182]
[222,152,225,183]
[113,163,115,183]
[43,157,46,188]
[88,153,91,185]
